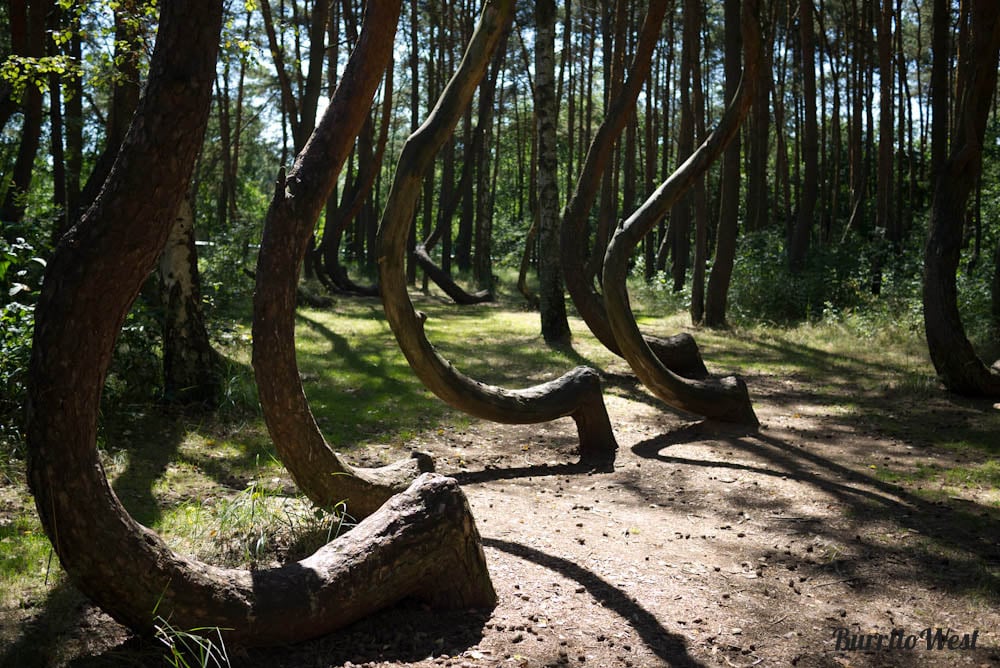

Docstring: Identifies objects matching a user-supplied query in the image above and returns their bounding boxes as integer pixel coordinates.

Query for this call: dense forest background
[2,0,999,429]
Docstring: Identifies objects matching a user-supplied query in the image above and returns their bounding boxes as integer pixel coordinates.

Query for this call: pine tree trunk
[704,0,743,328]
[536,0,572,343]
[789,0,819,271]
[922,0,1000,396]
[253,1,433,518]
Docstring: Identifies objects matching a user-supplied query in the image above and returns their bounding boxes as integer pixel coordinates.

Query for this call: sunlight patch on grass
[154,480,346,569]
[942,459,1000,488]
[0,513,58,606]
[294,306,448,450]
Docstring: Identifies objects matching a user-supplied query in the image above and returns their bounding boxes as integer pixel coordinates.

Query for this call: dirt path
[240,369,999,668]
[6,366,999,668]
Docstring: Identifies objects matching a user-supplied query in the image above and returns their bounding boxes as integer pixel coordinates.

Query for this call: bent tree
[602,0,762,426]
[252,0,434,518]
[559,0,709,380]
[923,0,1000,395]
[27,0,494,644]
[378,0,618,466]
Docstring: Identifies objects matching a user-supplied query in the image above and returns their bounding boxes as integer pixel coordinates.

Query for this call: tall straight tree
[703,0,744,327]
[536,0,571,343]
[669,0,699,293]
[789,0,819,271]
[1,0,52,224]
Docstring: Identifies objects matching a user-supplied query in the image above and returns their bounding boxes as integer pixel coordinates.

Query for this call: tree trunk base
[646,333,709,379]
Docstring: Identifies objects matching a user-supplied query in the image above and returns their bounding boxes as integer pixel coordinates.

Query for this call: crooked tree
[252,0,435,518]
[922,0,1000,396]
[378,0,618,467]
[559,0,709,380]
[602,0,762,427]
[27,0,494,644]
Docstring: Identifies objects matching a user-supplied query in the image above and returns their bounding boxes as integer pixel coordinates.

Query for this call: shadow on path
[484,538,706,667]
[631,421,1000,601]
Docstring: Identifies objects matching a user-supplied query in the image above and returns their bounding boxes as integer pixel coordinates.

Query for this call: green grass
[0,512,57,605]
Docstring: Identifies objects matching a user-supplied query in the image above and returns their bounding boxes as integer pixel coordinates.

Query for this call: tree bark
[703,0,744,328]
[872,0,896,294]
[669,0,697,293]
[377,0,617,467]
[536,0,572,343]
[0,0,49,223]
[472,26,509,292]
[788,0,819,271]
[689,17,709,325]
[78,0,143,214]
[253,1,435,518]
[922,0,1000,396]
[602,0,761,426]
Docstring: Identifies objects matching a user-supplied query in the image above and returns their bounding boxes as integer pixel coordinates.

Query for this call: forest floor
[2,294,999,668]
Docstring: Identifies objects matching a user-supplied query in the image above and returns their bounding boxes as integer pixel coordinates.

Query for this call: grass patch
[295,304,450,448]
[0,512,57,606]
[155,479,347,568]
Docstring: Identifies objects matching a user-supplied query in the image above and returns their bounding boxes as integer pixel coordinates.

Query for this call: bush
[726,229,882,325]
[0,233,46,458]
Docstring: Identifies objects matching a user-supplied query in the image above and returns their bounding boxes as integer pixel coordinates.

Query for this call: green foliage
[0,300,33,450]
[103,298,163,406]
[0,55,81,102]
[725,230,875,324]
[681,228,928,334]
[0,233,46,458]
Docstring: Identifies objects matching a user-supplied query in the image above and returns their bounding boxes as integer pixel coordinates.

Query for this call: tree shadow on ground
[630,422,1000,602]
[230,603,489,667]
[1,579,131,668]
[451,461,601,485]
[484,538,706,667]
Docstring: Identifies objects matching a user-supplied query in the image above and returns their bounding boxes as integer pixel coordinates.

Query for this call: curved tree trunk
[408,141,495,305]
[414,243,493,304]
[377,0,617,467]
[26,0,493,645]
[558,0,708,380]
[602,0,762,426]
[923,0,1000,396]
[253,1,434,518]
